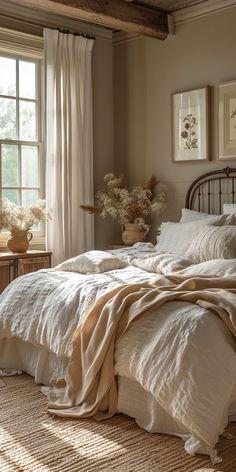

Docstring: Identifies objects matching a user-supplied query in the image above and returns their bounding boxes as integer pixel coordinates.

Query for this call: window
[0,54,41,207]
[0,28,44,243]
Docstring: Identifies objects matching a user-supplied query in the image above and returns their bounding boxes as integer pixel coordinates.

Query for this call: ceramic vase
[122,223,146,246]
[7,229,33,253]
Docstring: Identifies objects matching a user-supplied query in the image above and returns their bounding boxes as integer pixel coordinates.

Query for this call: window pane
[0,57,16,96]
[22,189,39,206]
[22,189,40,231]
[22,146,39,187]
[19,61,36,99]
[0,98,16,139]
[2,144,19,187]
[0,55,41,234]
[2,188,19,204]
[19,101,36,141]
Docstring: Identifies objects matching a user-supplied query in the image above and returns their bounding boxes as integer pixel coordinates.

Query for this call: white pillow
[186,225,236,262]
[155,216,226,256]
[223,203,236,215]
[180,208,216,223]
[178,259,236,277]
[55,250,127,273]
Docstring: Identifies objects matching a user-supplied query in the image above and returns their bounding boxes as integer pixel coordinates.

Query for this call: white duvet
[0,246,236,461]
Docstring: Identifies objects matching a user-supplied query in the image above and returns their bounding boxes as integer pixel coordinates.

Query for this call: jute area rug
[0,375,235,472]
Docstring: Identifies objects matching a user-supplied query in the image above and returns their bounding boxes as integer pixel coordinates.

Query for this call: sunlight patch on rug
[193,469,223,472]
[0,425,51,472]
[43,421,125,458]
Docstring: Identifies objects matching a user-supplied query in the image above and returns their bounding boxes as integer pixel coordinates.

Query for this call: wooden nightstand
[0,250,52,294]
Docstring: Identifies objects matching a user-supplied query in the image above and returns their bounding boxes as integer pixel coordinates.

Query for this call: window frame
[0,28,45,248]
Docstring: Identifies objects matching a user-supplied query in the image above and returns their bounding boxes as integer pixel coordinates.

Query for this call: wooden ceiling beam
[7,0,172,39]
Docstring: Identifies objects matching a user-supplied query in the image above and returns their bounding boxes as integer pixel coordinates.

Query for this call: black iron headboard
[185,167,236,214]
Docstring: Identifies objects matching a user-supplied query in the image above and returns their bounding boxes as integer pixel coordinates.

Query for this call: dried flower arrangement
[0,198,52,232]
[81,174,167,234]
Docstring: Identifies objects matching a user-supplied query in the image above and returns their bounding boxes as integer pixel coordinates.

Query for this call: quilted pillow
[55,250,127,273]
[186,225,236,262]
[155,215,227,256]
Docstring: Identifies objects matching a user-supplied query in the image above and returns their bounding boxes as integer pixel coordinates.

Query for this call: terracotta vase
[122,223,146,246]
[7,229,33,253]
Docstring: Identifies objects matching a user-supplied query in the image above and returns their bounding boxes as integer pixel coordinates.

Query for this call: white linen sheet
[117,377,236,439]
[115,299,236,458]
[0,248,236,461]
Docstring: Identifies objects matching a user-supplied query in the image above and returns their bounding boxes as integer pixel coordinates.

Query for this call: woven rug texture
[0,375,235,472]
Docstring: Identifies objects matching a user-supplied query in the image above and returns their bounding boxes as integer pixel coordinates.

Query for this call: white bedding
[0,264,159,358]
[115,299,236,458]
[0,246,236,462]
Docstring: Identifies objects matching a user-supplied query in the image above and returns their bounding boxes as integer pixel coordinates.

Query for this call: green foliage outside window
[0,62,40,207]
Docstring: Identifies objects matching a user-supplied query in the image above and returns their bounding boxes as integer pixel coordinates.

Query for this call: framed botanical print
[218,81,236,160]
[172,87,210,162]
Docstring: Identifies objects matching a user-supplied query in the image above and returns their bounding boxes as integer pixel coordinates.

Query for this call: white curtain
[44,28,94,266]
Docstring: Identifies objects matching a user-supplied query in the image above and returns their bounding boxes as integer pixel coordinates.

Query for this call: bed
[1,167,236,464]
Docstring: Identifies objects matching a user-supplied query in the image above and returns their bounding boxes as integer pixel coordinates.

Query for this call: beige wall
[113,6,236,242]
[92,38,116,249]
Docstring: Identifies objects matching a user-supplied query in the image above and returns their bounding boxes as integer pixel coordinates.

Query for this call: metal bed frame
[185,167,236,213]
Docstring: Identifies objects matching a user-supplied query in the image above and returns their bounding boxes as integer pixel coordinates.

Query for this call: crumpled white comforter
[0,263,158,358]
[0,245,236,462]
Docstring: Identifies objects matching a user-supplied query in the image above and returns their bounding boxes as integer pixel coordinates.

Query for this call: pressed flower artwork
[172,87,210,161]
[219,81,236,159]
[230,108,236,118]
[229,98,236,141]
[181,113,198,149]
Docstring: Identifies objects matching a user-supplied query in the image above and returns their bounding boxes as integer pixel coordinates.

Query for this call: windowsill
[0,236,46,252]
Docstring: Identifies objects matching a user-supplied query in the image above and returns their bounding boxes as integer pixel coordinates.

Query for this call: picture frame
[218,80,236,160]
[172,87,210,162]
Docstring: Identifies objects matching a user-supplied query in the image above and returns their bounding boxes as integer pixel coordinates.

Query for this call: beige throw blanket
[47,275,236,422]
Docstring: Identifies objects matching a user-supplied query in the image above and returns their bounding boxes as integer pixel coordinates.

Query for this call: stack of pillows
[155,204,236,263]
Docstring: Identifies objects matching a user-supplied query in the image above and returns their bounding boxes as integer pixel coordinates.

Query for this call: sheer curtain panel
[44,28,94,266]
